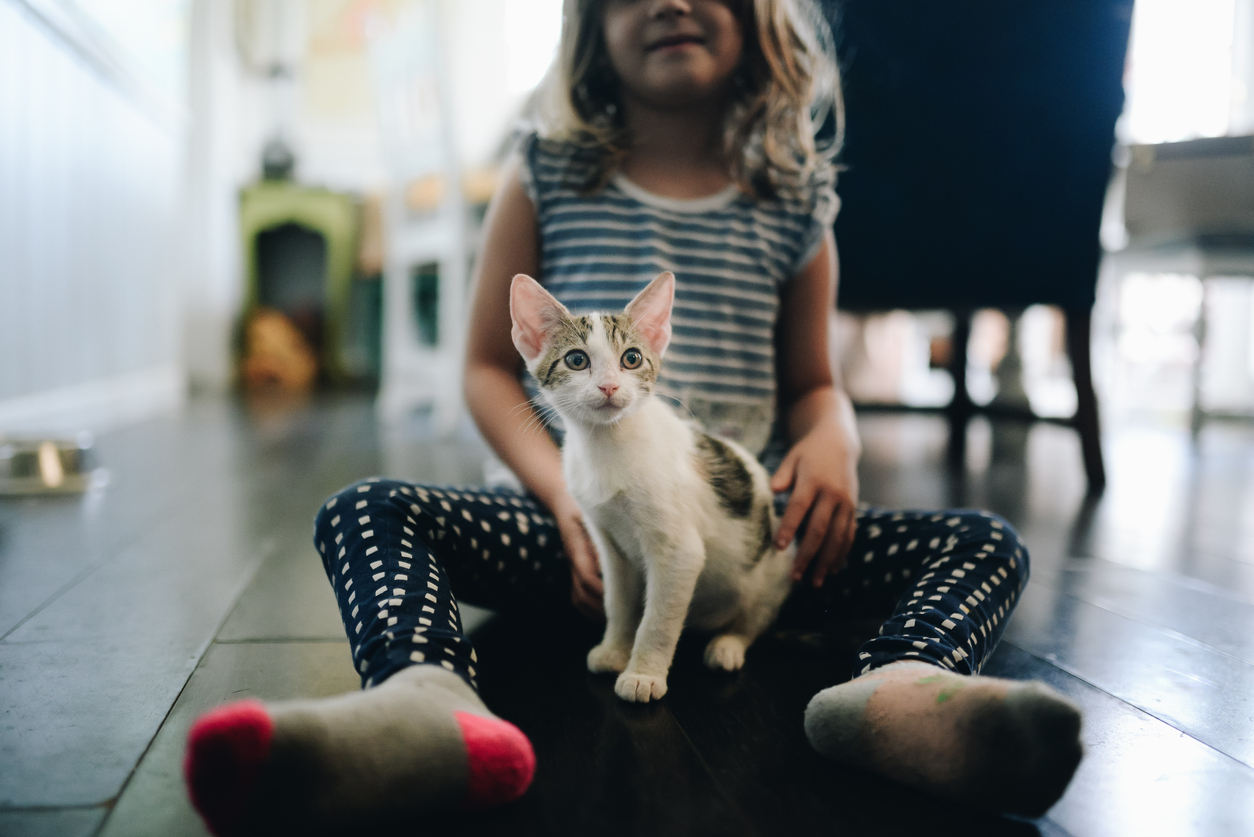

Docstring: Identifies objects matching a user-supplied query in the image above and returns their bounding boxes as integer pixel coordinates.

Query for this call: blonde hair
[534,0,842,199]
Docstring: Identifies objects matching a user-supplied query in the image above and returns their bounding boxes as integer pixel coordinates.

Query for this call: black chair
[824,0,1135,491]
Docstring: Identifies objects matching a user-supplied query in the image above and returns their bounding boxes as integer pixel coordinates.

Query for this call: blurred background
[2,0,1254,446]
[5,6,1254,835]
[1,0,565,441]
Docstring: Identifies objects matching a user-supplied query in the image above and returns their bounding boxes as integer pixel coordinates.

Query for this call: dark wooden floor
[2,395,1252,836]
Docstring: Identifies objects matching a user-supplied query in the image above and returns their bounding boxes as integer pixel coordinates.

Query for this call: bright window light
[1120,273,1203,332]
[1118,273,1203,365]
[505,0,564,94]
[1121,0,1236,143]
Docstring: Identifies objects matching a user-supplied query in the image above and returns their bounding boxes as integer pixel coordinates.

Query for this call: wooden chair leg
[946,310,973,467]
[1065,309,1106,493]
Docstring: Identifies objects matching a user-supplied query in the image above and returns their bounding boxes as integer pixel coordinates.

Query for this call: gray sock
[804,663,1082,817]
[185,665,534,836]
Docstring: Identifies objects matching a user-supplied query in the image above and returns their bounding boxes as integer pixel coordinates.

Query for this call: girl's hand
[552,495,605,619]
[770,421,860,587]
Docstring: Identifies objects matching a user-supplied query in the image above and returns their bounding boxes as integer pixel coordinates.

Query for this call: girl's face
[602,0,744,109]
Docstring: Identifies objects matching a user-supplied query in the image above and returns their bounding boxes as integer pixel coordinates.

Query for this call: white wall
[182,0,244,392]
[0,0,187,434]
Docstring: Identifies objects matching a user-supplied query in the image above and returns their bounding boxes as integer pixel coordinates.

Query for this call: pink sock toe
[184,700,275,837]
[454,711,536,807]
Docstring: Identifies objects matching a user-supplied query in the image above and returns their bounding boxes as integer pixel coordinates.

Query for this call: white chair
[371,1,468,435]
[1110,135,1254,431]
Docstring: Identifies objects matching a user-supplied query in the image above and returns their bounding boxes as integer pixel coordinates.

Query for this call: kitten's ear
[625,271,675,357]
[510,274,568,362]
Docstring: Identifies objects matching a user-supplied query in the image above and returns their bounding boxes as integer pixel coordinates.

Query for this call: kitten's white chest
[562,398,694,509]
[563,437,633,508]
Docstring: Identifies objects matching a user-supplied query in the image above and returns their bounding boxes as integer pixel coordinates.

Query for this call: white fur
[510,273,795,703]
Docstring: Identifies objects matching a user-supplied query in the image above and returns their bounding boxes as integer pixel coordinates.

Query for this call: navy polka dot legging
[313,479,1028,692]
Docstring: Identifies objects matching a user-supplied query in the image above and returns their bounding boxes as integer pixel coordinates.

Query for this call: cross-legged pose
[183,1,1082,833]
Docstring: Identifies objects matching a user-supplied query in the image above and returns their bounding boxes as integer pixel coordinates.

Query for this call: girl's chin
[629,69,731,108]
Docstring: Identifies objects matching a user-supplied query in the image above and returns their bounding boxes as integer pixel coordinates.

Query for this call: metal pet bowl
[0,433,107,496]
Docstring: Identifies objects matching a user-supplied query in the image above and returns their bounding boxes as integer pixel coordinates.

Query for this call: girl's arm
[463,160,605,616]
[769,230,863,586]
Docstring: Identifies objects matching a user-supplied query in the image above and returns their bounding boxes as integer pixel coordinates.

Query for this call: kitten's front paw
[615,672,667,702]
[587,643,630,674]
[704,635,747,671]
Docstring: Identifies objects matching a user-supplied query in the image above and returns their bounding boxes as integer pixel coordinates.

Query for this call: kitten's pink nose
[598,383,619,398]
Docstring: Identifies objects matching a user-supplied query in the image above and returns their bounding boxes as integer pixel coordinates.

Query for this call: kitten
[510,271,795,703]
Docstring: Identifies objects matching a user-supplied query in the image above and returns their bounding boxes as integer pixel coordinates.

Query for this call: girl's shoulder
[755,163,840,278]
[520,131,591,168]
[517,131,601,208]
[774,161,841,230]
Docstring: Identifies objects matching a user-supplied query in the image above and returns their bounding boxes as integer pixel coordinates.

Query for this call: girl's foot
[183,665,534,836]
[804,662,1082,817]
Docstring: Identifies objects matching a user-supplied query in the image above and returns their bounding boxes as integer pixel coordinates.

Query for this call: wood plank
[1048,560,1254,664]
[1004,582,1254,767]
[0,809,105,837]
[215,544,348,642]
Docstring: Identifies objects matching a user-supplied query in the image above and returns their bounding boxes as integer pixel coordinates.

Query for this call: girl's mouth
[646,34,706,52]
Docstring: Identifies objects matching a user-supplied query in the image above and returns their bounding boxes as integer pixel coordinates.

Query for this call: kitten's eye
[564,350,590,371]
[621,349,643,369]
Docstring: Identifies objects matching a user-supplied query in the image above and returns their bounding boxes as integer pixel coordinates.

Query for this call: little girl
[183,1,1082,833]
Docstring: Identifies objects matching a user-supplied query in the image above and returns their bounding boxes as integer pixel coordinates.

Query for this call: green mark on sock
[916,675,944,685]
[936,685,964,704]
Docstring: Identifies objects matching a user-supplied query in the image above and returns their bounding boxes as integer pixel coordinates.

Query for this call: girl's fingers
[810,514,846,587]
[776,485,813,552]
[790,549,810,582]
[569,542,605,617]
[770,452,798,494]
[572,581,605,619]
[833,503,858,570]
[572,553,604,597]
[558,512,604,618]
[572,594,600,619]
[795,493,837,574]
[575,532,604,596]
[576,573,604,600]
[560,515,604,595]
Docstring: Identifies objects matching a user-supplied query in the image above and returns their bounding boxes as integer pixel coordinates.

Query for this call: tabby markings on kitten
[694,433,774,565]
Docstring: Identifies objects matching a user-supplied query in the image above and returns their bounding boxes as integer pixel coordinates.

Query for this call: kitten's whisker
[532,405,561,426]
[517,413,542,435]
[504,396,559,438]
[508,401,537,418]
[657,392,697,424]
[522,400,566,438]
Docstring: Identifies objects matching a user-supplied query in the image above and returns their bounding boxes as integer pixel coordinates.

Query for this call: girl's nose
[650,0,692,18]
[598,383,619,397]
